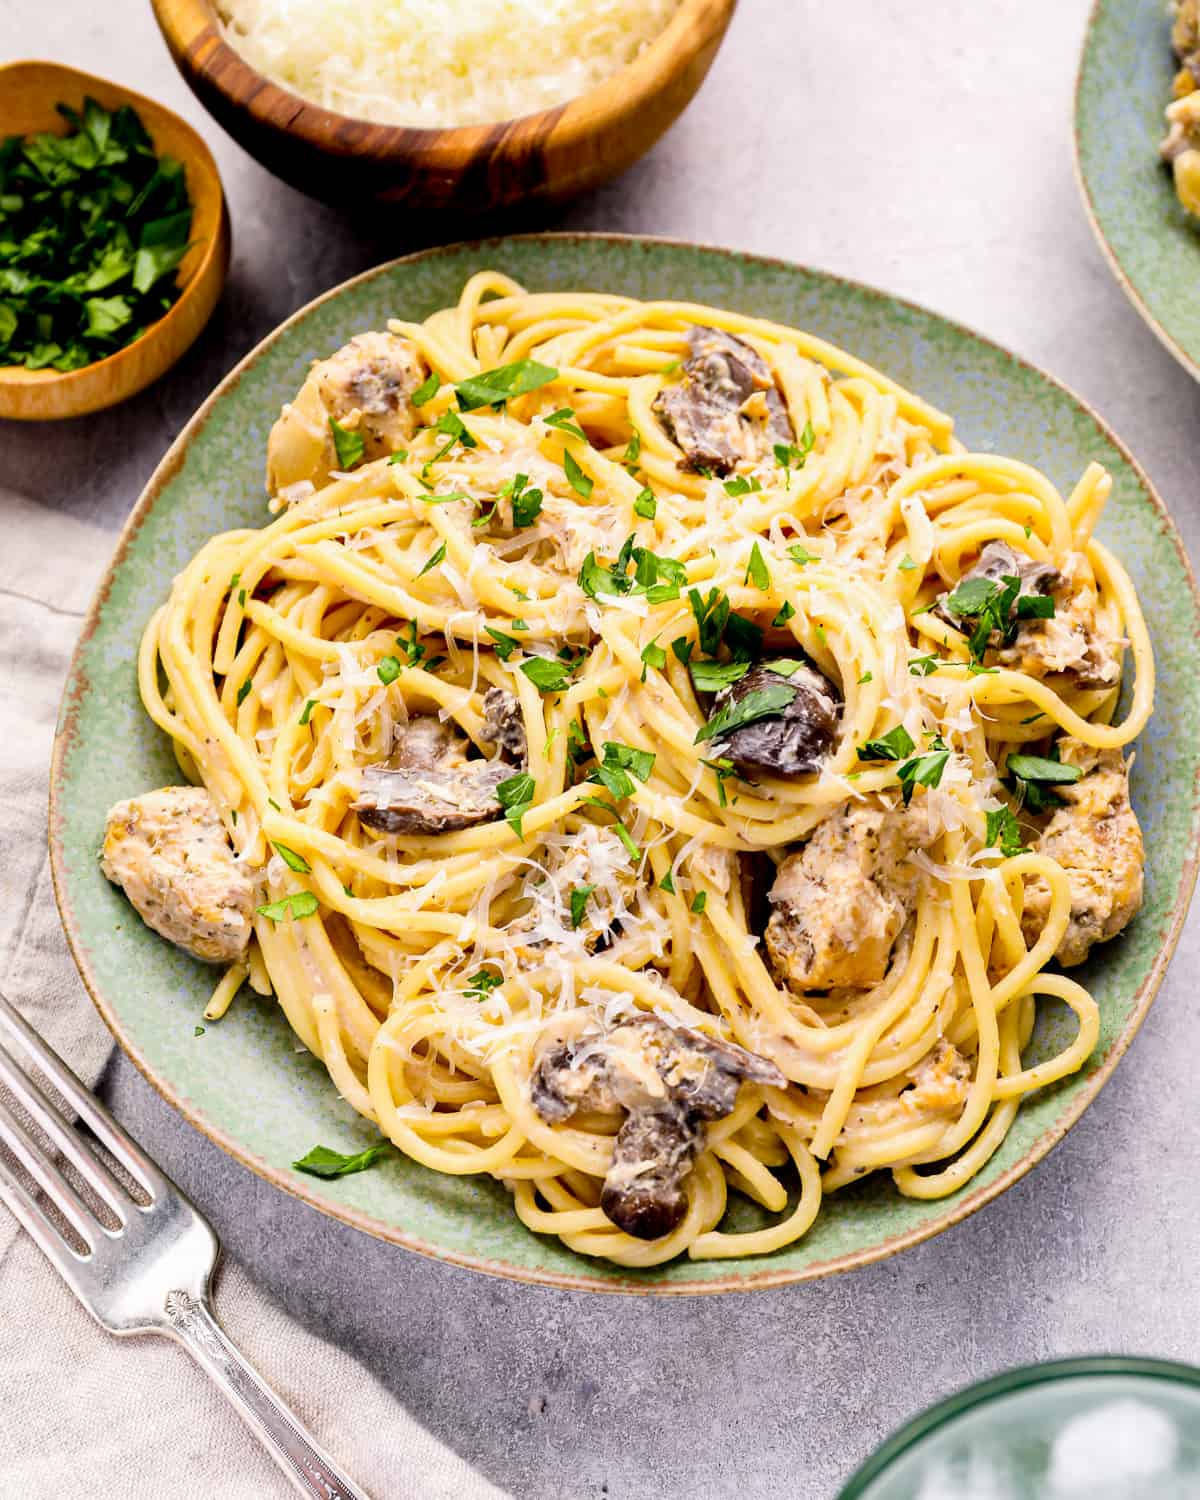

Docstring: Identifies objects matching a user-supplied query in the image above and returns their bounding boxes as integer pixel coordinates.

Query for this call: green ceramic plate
[1075,0,1200,379]
[49,235,1200,1294]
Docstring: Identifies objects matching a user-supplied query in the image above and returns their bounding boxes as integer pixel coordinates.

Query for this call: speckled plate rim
[48,232,1200,1296]
[1072,0,1200,385]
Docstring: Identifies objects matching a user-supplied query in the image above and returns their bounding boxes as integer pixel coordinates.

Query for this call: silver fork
[0,989,371,1500]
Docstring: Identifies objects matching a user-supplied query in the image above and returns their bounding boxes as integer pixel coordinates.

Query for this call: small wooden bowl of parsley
[0,61,229,421]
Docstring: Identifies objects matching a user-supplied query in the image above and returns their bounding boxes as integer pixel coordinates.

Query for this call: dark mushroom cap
[354,762,509,835]
[652,325,793,477]
[711,662,840,779]
[530,1013,785,1241]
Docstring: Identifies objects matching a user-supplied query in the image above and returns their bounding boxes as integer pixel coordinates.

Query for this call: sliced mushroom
[937,543,1122,689]
[710,662,840,778]
[933,540,1058,633]
[266,331,428,494]
[101,786,254,964]
[653,325,793,477]
[354,712,508,836]
[1020,739,1144,967]
[479,687,527,765]
[531,1014,785,1240]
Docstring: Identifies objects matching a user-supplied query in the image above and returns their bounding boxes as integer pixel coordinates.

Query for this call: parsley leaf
[622,431,642,470]
[257,891,319,923]
[410,371,441,406]
[985,806,1027,856]
[898,554,918,572]
[724,474,762,497]
[520,656,573,694]
[293,1142,392,1178]
[417,542,446,577]
[485,626,520,660]
[641,639,667,679]
[908,654,940,676]
[569,885,595,929]
[328,416,365,471]
[299,699,316,726]
[563,449,593,498]
[377,655,401,685]
[236,679,252,707]
[689,658,751,693]
[745,540,770,590]
[456,359,557,411]
[694,682,796,745]
[271,841,311,874]
[857,725,916,762]
[691,891,707,914]
[634,488,657,519]
[497,772,535,838]
[465,968,503,1001]
[543,407,588,442]
[772,600,796,626]
[896,749,950,805]
[787,544,818,566]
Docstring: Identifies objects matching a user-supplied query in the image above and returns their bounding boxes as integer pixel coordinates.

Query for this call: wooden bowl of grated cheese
[149,0,736,213]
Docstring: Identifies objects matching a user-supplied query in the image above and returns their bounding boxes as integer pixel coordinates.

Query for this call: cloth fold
[0,490,506,1500]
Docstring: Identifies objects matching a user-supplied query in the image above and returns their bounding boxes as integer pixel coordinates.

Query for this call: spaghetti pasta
[118,273,1153,1267]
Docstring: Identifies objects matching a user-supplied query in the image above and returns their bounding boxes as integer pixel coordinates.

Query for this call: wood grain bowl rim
[0,60,230,407]
[151,0,737,170]
[48,232,1200,1296]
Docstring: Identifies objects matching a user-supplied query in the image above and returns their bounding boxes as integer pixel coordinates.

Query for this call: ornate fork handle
[163,1289,370,1500]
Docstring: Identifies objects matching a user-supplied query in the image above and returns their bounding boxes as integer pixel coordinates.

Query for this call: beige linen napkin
[0,491,506,1500]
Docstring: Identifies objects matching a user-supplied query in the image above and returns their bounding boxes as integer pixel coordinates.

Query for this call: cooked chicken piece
[354,712,510,836]
[479,687,527,764]
[531,1014,785,1239]
[902,1040,971,1114]
[266,332,428,493]
[100,787,254,964]
[709,662,841,779]
[653,325,793,476]
[765,802,926,993]
[1020,740,1144,967]
[939,543,1122,689]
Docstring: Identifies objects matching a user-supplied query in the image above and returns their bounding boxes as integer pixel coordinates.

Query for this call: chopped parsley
[377,655,401,685]
[898,554,918,572]
[328,416,365,471]
[985,806,1027,857]
[581,798,640,862]
[578,535,687,604]
[465,968,503,1001]
[562,448,593,498]
[724,474,762,497]
[774,421,816,484]
[396,620,425,666]
[271,842,311,874]
[455,358,557,411]
[235,679,252,707]
[569,884,595,929]
[257,891,319,923]
[689,658,751,693]
[857,724,916,762]
[237,588,247,608]
[671,636,694,666]
[745,541,770,591]
[622,431,642,470]
[694,681,795,746]
[857,670,873,684]
[896,747,950,805]
[700,755,738,808]
[908,654,940,677]
[944,573,1055,663]
[1006,751,1082,812]
[485,626,520,661]
[506,473,544,528]
[660,870,677,894]
[520,656,573,694]
[641,639,667,679]
[497,772,535,838]
[588,741,655,800]
[410,371,441,406]
[293,1142,392,1179]
[772,600,796,627]
[0,97,195,373]
[194,1025,205,1037]
[543,407,588,442]
[427,407,477,468]
[634,488,657,520]
[416,542,446,577]
[787,543,818,566]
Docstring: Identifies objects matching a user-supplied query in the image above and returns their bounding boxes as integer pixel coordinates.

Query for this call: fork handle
[163,1289,371,1500]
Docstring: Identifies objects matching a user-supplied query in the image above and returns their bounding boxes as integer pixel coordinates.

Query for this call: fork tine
[0,991,166,1200]
[0,1038,131,1220]
[0,1101,96,1253]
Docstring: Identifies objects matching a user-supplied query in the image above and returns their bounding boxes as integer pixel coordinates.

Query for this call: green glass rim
[836,1355,1200,1497]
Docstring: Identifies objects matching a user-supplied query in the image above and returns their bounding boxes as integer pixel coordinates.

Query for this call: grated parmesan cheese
[216,0,682,129]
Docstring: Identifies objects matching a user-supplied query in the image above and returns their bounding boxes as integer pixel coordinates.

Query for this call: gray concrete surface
[6,1,1200,1496]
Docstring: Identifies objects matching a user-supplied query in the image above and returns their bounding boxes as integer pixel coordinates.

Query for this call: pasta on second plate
[101,272,1153,1267]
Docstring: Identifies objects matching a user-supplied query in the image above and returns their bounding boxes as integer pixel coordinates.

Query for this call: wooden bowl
[149,0,737,212]
[0,61,230,422]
